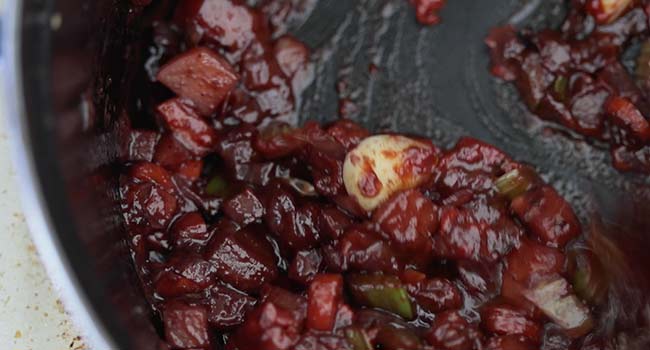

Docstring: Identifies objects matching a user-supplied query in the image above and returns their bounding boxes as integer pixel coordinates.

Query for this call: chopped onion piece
[524,278,593,338]
[347,274,415,320]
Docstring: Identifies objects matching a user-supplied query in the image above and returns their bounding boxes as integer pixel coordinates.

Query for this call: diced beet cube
[157,98,219,156]
[500,273,543,320]
[318,206,353,241]
[122,181,178,231]
[372,189,438,254]
[505,240,565,287]
[264,183,321,252]
[207,284,256,329]
[241,41,287,91]
[569,85,609,137]
[273,35,310,79]
[231,301,301,350]
[204,227,278,292]
[260,285,307,324]
[194,0,267,53]
[326,120,370,151]
[480,303,541,342]
[223,188,265,225]
[154,252,216,297]
[436,207,483,260]
[170,212,211,249]
[307,274,343,331]
[254,122,305,159]
[485,25,525,81]
[154,133,195,170]
[406,278,462,313]
[122,130,160,162]
[515,51,555,109]
[293,332,352,350]
[288,249,323,285]
[217,123,262,170]
[437,137,515,196]
[163,301,211,349]
[130,162,175,190]
[157,47,238,116]
[426,311,481,350]
[333,227,402,274]
[485,335,536,350]
[511,186,580,248]
[176,160,203,181]
[605,96,650,142]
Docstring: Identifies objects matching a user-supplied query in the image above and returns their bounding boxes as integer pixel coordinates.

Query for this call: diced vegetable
[307,274,344,331]
[343,135,439,211]
[372,189,438,254]
[605,96,650,142]
[345,328,372,350]
[205,175,229,197]
[223,188,265,225]
[157,47,239,116]
[426,311,479,350]
[347,273,414,320]
[480,303,541,342]
[203,227,278,292]
[553,76,569,101]
[511,186,581,248]
[375,326,422,350]
[163,301,211,349]
[524,277,594,338]
[567,248,609,305]
[494,167,540,200]
[156,98,219,156]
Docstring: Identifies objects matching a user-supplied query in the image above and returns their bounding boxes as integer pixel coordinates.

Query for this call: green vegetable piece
[347,274,414,320]
[568,249,608,305]
[494,167,539,200]
[553,76,568,101]
[206,175,228,197]
[345,328,372,350]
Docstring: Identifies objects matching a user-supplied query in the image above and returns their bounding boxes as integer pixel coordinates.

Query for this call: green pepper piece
[347,274,414,320]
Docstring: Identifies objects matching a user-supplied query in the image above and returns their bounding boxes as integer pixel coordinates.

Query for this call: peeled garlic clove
[343,135,439,212]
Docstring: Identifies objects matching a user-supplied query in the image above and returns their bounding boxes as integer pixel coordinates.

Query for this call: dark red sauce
[118,1,626,349]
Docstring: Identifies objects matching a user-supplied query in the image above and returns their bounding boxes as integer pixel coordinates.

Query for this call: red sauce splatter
[409,0,446,26]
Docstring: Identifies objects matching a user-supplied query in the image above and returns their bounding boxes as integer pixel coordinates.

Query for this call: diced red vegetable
[206,284,256,329]
[480,303,541,342]
[203,227,278,292]
[289,249,323,285]
[231,301,301,350]
[307,274,344,331]
[485,335,536,350]
[163,301,211,349]
[406,278,463,313]
[505,240,565,286]
[122,129,160,162]
[372,189,438,254]
[426,311,481,350]
[169,212,211,249]
[223,188,265,225]
[157,47,239,116]
[511,186,581,248]
[156,98,219,156]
